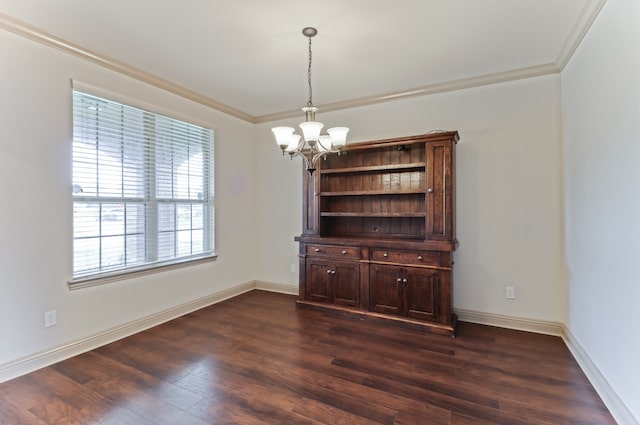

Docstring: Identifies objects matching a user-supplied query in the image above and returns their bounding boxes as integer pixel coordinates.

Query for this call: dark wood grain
[0,290,615,425]
[298,132,458,336]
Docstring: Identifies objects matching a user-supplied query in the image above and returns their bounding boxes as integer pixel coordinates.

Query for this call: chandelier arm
[289,150,313,170]
[295,136,305,152]
[310,149,339,169]
[286,137,305,155]
[316,138,330,152]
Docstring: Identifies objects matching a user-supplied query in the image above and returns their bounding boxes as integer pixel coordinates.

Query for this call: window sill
[68,254,218,290]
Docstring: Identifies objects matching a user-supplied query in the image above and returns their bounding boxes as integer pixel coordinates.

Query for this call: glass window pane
[192,205,203,228]
[74,237,100,274]
[73,203,100,237]
[158,204,175,232]
[192,229,204,252]
[158,232,175,260]
[126,234,146,266]
[177,205,191,230]
[125,203,145,235]
[177,230,192,256]
[101,235,124,269]
[100,204,125,236]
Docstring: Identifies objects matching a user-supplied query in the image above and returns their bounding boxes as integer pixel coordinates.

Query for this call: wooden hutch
[295,131,459,336]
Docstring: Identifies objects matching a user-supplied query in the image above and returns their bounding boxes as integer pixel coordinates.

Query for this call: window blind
[72,90,215,281]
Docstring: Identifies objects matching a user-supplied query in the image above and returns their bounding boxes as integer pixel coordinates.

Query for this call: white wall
[256,74,566,323]
[2,7,635,420]
[562,0,640,421]
[0,30,256,369]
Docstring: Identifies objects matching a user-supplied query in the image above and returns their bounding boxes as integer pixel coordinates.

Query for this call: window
[72,90,215,283]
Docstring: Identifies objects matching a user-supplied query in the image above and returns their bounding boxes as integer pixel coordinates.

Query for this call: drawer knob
[418,255,423,261]
[383,253,389,257]
[315,248,321,252]
[342,250,347,255]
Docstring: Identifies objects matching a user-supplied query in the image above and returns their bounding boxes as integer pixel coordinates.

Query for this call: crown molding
[555,0,608,71]
[255,63,560,123]
[0,13,256,123]
[1,2,605,125]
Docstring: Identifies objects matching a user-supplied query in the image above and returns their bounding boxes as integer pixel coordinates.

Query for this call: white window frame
[69,83,215,288]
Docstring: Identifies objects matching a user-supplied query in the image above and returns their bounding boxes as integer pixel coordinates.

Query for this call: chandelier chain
[307,36,313,107]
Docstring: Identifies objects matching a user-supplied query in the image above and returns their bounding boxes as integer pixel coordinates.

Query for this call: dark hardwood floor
[0,290,615,424]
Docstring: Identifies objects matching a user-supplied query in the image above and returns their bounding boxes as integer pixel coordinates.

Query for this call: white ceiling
[0,0,605,123]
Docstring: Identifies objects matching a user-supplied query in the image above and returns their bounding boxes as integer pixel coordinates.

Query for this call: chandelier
[271,27,349,173]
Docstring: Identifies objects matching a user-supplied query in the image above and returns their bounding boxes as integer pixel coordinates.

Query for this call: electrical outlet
[44,310,57,328]
[290,263,296,273]
[505,286,516,300]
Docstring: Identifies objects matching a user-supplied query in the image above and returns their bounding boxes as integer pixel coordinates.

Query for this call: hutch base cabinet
[295,132,459,336]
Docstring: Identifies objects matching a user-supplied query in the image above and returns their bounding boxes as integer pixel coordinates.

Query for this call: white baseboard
[0,281,255,384]
[454,308,564,336]
[2,284,635,425]
[562,326,638,425]
[455,308,637,424]
[254,280,298,295]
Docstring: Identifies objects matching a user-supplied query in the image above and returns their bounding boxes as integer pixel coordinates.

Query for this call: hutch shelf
[295,131,459,336]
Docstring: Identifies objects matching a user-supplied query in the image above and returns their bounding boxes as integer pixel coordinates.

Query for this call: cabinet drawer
[371,249,440,266]
[306,244,360,260]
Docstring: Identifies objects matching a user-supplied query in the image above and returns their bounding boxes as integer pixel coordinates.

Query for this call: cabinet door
[404,268,439,321]
[306,258,332,303]
[369,264,402,316]
[426,141,454,241]
[333,260,359,307]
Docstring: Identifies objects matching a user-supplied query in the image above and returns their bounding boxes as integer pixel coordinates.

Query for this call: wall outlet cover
[506,286,516,300]
[44,310,57,327]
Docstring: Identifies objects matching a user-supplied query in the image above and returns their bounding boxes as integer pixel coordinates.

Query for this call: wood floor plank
[0,389,49,425]
[0,290,616,425]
